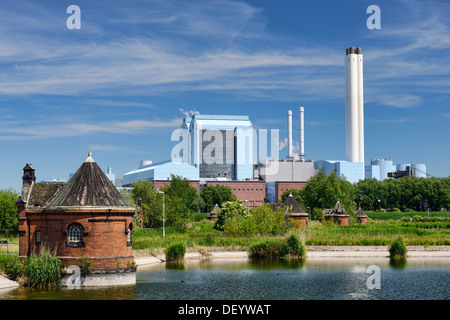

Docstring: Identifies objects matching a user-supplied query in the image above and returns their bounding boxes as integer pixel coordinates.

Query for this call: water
[1,257,449,300]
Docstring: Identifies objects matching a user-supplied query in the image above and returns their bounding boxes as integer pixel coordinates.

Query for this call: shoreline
[133,245,450,266]
[2,245,450,290]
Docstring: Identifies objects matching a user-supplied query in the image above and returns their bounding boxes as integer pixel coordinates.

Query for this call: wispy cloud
[0,118,182,141]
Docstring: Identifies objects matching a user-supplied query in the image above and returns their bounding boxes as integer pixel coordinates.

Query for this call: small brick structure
[278,194,309,229]
[16,153,136,286]
[323,201,349,225]
[355,207,368,224]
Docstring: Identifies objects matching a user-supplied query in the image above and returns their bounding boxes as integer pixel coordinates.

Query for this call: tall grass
[249,234,306,260]
[165,242,186,262]
[26,249,62,288]
[389,237,408,260]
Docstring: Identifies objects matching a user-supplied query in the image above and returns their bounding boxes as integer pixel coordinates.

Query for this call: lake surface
[1,257,449,300]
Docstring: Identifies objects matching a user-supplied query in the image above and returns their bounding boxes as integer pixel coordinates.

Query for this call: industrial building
[314,160,364,184]
[311,47,366,184]
[122,109,316,204]
[365,158,427,180]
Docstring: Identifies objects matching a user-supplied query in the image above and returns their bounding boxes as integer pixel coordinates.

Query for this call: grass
[131,211,450,251]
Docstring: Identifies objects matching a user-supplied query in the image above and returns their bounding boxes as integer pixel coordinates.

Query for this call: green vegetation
[249,234,306,260]
[0,189,19,237]
[131,209,450,250]
[26,249,63,288]
[389,237,408,260]
[201,184,236,213]
[165,242,186,262]
[213,201,290,236]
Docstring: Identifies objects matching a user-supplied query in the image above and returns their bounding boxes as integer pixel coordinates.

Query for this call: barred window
[68,224,83,243]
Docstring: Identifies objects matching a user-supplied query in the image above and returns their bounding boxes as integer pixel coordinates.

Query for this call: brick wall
[20,208,134,269]
[205,181,266,209]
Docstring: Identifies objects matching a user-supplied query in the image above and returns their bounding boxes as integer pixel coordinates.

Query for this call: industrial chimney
[287,110,293,160]
[299,107,305,162]
[345,47,364,169]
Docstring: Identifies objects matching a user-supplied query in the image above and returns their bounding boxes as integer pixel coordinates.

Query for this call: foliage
[248,239,281,260]
[389,237,408,259]
[250,204,290,235]
[165,242,186,262]
[26,249,62,288]
[214,201,290,236]
[300,171,356,214]
[164,194,193,233]
[161,175,199,213]
[131,180,163,228]
[0,189,19,236]
[0,255,24,280]
[201,184,237,213]
[279,234,306,259]
[356,177,450,212]
[78,256,92,273]
[249,234,306,260]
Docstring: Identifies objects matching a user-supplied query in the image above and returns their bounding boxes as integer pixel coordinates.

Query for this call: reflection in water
[1,257,449,300]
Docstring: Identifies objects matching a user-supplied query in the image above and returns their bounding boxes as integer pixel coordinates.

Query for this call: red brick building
[267,181,307,204]
[16,154,136,286]
[153,180,201,194]
[205,180,266,209]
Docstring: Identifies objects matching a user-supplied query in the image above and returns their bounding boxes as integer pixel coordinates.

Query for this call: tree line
[280,172,450,218]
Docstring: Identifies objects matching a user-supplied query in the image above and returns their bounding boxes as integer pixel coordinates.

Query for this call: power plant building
[365,158,427,180]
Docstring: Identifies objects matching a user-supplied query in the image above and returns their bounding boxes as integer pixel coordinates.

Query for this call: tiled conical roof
[47,153,132,208]
[279,193,307,214]
[329,201,348,216]
[355,207,367,217]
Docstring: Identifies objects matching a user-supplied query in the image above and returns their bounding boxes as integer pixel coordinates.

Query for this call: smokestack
[345,46,364,171]
[287,110,293,160]
[299,107,305,161]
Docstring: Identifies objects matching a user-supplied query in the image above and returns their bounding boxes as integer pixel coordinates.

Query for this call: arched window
[68,224,83,243]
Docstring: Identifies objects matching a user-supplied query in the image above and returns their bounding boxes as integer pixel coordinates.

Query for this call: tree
[131,180,162,228]
[161,175,198,213]
[301,171,356,213]
[201,184,237,212]
[0,189,19,236]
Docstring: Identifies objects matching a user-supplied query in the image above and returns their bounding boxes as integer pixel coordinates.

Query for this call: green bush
[0,255,24,280]
[412,215,423,222]
[389,237,408,259]
[249,235,306,260]
[280,234,306,259]
[248,239,281,260]
[26,250,62,288]
[165,242,186,262]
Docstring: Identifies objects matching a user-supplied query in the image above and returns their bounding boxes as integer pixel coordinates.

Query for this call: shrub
[279,234,306,259]
[389,237,408,260]
[78,256,92,273]
[249,235,306,260]
[165,242,186,262]
[26,250,62,288]
[412,215,423,222]
[0,255,24,280]
[248,239,281,260]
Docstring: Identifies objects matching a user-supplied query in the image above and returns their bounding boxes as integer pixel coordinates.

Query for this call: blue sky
[1,0,449,192]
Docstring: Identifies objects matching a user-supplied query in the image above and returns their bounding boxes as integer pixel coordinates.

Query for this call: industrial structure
[365,157,427,180]
[345,47,365,167]
[120,46,427,205]
[123,109,317,204]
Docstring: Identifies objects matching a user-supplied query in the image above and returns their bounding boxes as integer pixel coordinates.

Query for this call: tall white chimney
[287,110,293,160]
[345,47,364,169]
[299,107,305,161]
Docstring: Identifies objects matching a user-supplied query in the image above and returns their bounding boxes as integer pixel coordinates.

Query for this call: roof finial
[85,152,95,163]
